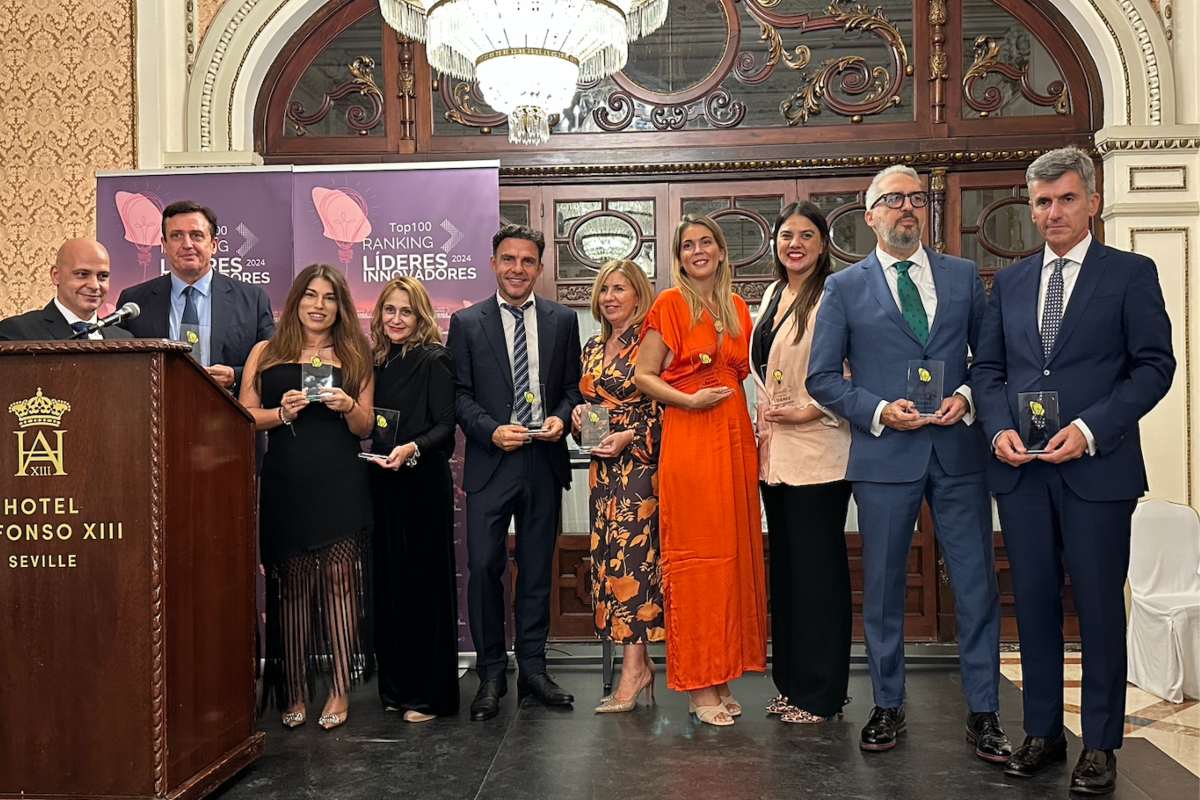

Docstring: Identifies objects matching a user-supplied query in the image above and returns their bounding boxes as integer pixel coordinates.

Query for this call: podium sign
[0,341,262,800]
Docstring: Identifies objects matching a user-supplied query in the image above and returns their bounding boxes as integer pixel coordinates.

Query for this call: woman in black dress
[240,263,375,731]
[366,276,458,722]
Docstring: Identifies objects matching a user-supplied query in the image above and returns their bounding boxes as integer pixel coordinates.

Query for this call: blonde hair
[369,276,443,364]
[671,214,741,337]
[589,259,654,342]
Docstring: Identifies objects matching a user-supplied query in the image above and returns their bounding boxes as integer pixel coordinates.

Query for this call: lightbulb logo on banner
[293,163,500,322]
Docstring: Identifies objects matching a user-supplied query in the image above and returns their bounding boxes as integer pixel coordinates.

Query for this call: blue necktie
[182,285,200,326]
[1040,258,1066,362]
[70,321,91,337]
[504,302,534,427]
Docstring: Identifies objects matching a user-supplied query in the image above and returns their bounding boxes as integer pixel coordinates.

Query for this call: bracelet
[278,406,294,426]
[405,442,420,468]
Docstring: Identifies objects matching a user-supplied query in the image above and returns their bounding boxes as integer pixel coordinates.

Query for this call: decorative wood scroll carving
[963,34,1069,118]
[929,0,949,124]
[286,55,384,135]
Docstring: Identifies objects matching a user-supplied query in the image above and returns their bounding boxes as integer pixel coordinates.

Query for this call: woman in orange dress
[634,214,767,726]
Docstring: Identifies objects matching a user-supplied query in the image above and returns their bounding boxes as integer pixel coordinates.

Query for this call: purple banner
[291,164,499,324]
[96,168,295,317]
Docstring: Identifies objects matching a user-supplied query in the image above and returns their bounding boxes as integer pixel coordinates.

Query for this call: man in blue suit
[808,165,1007,761]
[448,224,582,721]
[972,147,1174,794]
[117,200,275,393]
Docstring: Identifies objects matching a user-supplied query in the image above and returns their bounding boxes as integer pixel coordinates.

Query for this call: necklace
[383,345,408,370]
[699,297,725,333]
[301,342,333,368]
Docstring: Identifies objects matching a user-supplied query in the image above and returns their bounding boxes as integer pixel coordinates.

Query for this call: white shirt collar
[495,291,536,311]
[53,297,97,325]
[1042,233,1092,268]
[875,245,930,271]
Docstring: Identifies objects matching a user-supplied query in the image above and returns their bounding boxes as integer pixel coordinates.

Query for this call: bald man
[0,239,133,341]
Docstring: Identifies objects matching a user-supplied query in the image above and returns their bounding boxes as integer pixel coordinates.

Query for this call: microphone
[70,302,140,339]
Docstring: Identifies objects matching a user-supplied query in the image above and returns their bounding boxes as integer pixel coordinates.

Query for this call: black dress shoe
[469,677,507,721]
[1003,733,1068,777]
[517,672,574,706]
[860,706,905,751]
[966,711,1013,763]
[1070,748,1116,795]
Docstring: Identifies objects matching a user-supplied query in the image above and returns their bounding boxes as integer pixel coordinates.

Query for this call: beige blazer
[750,280,850,486]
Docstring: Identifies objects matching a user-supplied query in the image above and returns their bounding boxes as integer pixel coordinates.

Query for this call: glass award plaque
[180,323,201,359]
[1018,391,1060,454]
[359,407,401,461]
[301,358,334,401]
[906,359,945,416]
[579,405,611,452]
[769,368,793,409]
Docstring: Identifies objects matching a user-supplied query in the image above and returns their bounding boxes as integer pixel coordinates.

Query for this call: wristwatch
[405,442,420,467]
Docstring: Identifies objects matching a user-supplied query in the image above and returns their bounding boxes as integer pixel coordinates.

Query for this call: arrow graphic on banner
[441,219,463,253]
[236,222,259,257]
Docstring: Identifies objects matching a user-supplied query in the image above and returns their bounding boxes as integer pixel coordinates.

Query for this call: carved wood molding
[149,352,166,796]
[286,55,384,136]
[963,35,1069,118]
[929,0,948,124]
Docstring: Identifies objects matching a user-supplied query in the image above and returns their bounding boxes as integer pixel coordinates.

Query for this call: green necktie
[894,260,929,344]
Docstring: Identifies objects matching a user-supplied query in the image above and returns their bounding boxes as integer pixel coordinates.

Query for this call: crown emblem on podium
[8,388,72,428]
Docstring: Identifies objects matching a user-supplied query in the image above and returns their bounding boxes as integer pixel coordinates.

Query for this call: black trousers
[466,446,563,681]
[761,479,853,717]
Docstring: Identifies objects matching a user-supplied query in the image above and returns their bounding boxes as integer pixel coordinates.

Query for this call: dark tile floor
[212,662,1195,800]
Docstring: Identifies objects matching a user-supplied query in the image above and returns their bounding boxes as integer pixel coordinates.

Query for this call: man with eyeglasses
[808,165,1007,763]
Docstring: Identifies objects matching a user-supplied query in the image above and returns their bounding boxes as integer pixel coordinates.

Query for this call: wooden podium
[0,340,263,800]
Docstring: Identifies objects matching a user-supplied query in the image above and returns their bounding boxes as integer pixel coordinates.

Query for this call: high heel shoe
[689,696,735,727]
[717,685,742,717]
[281,708,306,728]
[318,710,347,730]
[595,671,656,713]
[403,710,436,723]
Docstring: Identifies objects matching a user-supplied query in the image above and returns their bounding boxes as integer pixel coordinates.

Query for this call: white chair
[1127,499,1200,702]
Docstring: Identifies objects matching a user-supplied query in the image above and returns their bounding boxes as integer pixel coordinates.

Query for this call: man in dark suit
[117,200,274,391]
[0,239,132,340]
[972,147,1175,794]
[447,224,583,721]
[808,165,1009,761]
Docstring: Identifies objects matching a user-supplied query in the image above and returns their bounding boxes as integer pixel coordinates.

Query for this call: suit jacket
[448,294,582,493]
[0,301,132,340]
[971,240,1175,501]
[806,247,988,483]
[749,280,849,486]
[116,272,275,388]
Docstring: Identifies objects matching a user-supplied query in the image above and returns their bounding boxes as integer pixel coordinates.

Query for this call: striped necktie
[504,301,534,426]
[1040,258,1067,362]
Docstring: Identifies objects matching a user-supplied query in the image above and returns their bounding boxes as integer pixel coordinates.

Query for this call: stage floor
[212,664,1195,799]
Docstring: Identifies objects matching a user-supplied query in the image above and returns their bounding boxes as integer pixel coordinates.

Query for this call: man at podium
[0,238,133,341]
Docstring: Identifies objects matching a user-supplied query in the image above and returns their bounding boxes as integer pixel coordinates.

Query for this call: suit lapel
[209,273,231,364]
[147,276,172,337]
[536,300,557,390]
[1012,256,1043,359]
[864,252,923,347]
[40,302,72,339]
[480,301,514,393]
[1047,239,1107,364]
[925,248,950,345]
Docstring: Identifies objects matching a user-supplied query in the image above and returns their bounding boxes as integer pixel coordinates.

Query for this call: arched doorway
[250,0,1105,643]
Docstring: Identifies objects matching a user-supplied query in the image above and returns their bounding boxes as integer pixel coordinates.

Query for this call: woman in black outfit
[240,263,375,731]
[366,276,459,722]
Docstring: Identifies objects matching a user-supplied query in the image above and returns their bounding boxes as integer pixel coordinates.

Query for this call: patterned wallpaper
[197,0,227,43]
[0,0,135,318]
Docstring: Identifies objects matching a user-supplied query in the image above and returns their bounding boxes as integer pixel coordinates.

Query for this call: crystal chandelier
[379,0,668,145]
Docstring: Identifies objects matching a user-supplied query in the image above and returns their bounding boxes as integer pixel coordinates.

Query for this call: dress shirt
[869,246,975,436]
[169,270,213,367]
[496,291,542,424]
[991,234,1096,455]
[54,298,101,340]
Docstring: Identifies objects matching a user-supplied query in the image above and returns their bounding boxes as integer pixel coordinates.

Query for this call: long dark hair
[771,202,832,344]
[257,264,372,398]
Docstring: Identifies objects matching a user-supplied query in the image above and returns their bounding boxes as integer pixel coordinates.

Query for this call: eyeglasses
[871,191,930,210]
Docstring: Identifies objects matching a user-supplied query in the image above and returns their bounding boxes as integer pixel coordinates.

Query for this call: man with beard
[807,165,1008,763]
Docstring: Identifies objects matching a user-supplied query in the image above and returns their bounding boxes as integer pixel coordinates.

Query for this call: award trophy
[906,359,945,416]
[579,405,611,452]
[180,323,201,360]
[301,357,334,401]
[359,407,401,462]
[1017,391,1061,454]
[769,368,793,409]
[519,383,554,437]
